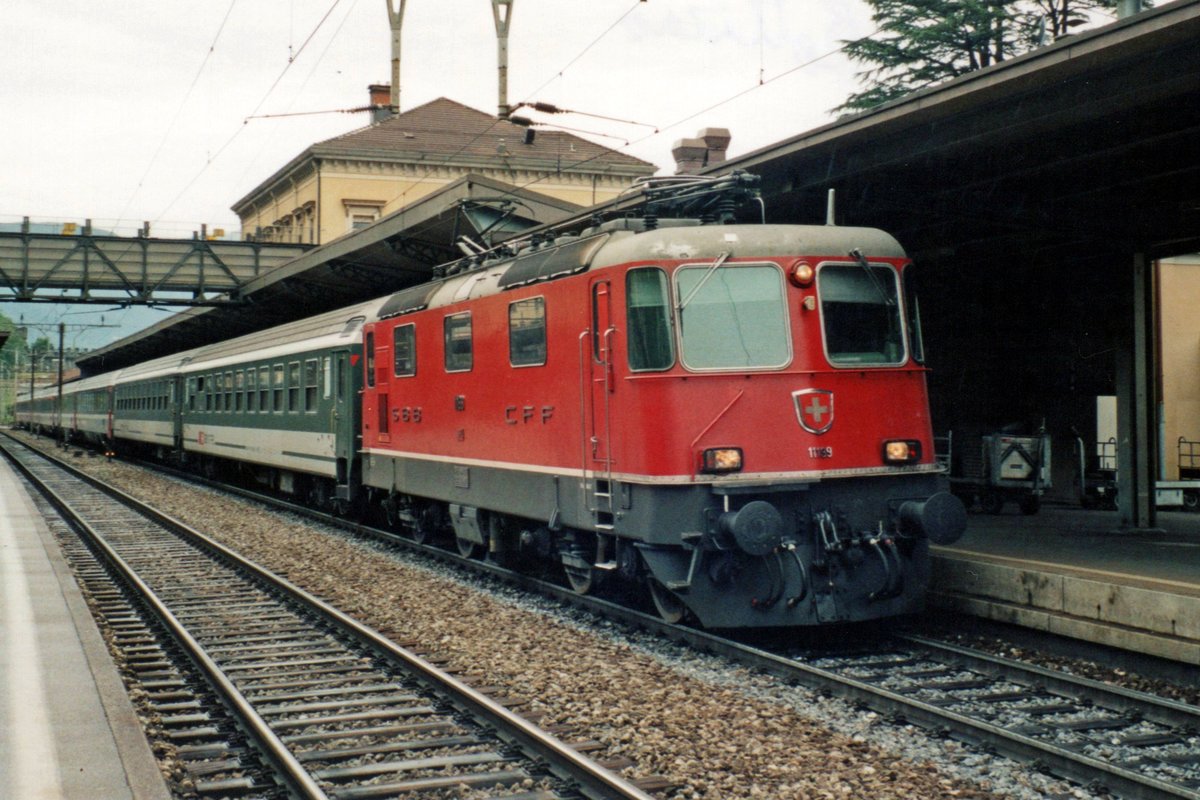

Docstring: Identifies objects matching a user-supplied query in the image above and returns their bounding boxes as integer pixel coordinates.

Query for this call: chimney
[672,137,708,175]
[699,127,731,167]
[673,128,732,174]
[369,84,395,123]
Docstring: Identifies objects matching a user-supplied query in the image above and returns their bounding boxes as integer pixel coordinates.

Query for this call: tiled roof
[313,97,656,174]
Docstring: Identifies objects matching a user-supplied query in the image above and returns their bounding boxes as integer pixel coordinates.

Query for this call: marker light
[788,260,815,287]
[883,439,922,464]
[702,447,744,474]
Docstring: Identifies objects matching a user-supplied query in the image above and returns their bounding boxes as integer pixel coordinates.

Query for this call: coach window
[304,359,319,410]
[288,361,301,411]
[444,313,472,372]
[626,268,674,371]
[365,332,376,388]
[509,297,546,367]
[235,371,244,412]
[223,372,233,411]
[393,324,416,377]
[322,357,332,399]
[258,367,270,411]
[187,378,196,411]
[246,369,256,412]
[205,376,214,411]
[273,364,285,412]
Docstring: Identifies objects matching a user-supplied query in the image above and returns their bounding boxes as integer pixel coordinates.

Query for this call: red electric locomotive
[361,173,965,628]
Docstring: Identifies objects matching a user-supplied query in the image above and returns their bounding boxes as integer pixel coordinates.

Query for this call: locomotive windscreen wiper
[850,247,895,306]
[677,251,730,311]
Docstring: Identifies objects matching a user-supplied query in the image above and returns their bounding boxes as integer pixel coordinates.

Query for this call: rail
[1,434,656,800]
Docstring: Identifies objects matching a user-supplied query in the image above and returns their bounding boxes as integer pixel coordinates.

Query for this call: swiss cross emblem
[793,389,834,435]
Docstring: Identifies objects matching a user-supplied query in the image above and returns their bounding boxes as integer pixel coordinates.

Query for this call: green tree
[837,0,1123,113]
[0,310,26,368]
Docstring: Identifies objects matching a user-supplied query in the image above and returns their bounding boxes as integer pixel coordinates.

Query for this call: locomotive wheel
[648,579,687,625]
[411,505,440,545]
[980,492,1005,515]
[382,495,400,529]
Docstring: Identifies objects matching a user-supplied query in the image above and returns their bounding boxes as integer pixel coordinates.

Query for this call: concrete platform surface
[0,457,170,800]
[932,505,1200,665]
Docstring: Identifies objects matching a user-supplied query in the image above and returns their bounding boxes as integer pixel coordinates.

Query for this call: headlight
[701,447,743,474]
[883,439,922,464]
[788,260,815,287]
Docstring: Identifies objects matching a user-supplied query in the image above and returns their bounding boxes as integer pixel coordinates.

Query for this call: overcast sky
[3,0,877,348]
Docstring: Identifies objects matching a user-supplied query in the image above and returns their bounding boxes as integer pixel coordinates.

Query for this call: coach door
[331,350,357,496]
[585,278,616,529]
[171,376,183,452]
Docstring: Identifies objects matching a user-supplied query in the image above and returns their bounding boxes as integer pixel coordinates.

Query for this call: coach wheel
[1183,490,1199,513]
[648,579,687,625]
[456,536,482,559]
[980,492,1005,515]
[564,562,597,595]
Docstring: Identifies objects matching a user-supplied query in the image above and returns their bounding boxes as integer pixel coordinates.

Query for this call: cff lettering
[505,405,554,425]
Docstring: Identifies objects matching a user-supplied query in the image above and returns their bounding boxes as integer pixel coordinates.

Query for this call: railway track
[13,432,1200,799]
[0,436,660,800]
[795,635,1200,800]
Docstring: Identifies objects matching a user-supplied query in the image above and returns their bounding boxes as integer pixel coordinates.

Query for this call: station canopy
[717,0,1200,269]
[78,174,580,374]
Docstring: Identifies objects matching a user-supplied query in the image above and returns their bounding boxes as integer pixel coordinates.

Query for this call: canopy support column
[1116,251,1159,530]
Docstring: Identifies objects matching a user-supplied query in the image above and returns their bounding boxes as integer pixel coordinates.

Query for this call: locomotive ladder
[579,329,616,542]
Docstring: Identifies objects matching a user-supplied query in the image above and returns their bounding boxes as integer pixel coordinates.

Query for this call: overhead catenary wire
[366,0,649,215]
[350,27,884,260]
[152,0,346,225]
[503,31,882,200]
[114,0,240,232]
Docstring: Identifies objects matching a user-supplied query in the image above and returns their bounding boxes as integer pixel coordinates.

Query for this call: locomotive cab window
[674,263,790,370]
[903,265,925,364]
[626,268,674,371]
[509,297,546,367]
[393,324,416,377]
[443,313,472,372]
[818,262,906,366]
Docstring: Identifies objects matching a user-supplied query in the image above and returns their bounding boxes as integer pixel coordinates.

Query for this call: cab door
[583,278,618,531]
[171,376,184,453]
[588,278,615,469]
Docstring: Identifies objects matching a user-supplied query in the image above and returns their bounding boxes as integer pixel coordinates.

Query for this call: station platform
[0,456,169,800]
[930,505,1200,665]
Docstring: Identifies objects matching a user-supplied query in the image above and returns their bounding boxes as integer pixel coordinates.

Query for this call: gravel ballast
[16,434,1124,799]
